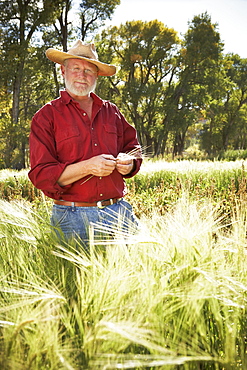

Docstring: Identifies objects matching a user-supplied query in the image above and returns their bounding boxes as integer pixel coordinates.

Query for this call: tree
[221,54,247,149]
[0,0,121,168]
[168,12,224,156]
[200,54,247,154]
[96,20,179,155]
[0,0,64,167]
[53,0,72,50]
[79,0,120,40]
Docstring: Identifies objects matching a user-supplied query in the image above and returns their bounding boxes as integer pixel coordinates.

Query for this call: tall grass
[1,192,247,369]
[126,159,247,218]
[1,160,247,218]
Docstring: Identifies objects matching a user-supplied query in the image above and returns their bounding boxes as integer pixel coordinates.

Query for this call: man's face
[61,58,98,97]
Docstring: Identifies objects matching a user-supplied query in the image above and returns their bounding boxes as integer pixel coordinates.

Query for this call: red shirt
[28,91,142,202]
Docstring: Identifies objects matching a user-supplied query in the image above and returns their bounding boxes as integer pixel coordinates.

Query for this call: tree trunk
[4,61,24,167]
[173,132,185,158]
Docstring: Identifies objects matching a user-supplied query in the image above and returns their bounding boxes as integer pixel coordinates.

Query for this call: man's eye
[85,69,94,74]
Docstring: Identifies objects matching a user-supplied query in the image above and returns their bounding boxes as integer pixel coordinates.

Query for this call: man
[28,40,142,247]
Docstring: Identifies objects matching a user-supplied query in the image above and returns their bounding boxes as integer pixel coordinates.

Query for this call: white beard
[64,78,97,97]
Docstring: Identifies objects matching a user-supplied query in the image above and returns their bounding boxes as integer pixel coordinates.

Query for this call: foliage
[0,0,64,168]
[168,12,223,157]
[0,0,120,169]
[200,54,247,154]
[79,0,120,40]
[0,169,43,202]
[1,3,247,167]
[97,20,179,155]
[96,13,247,159]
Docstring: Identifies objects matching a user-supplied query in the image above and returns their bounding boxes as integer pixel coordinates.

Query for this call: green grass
[126,159,247,220]
[1,161,247,369]
[0,199,247,367]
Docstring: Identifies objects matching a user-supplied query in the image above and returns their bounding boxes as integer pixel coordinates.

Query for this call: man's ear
[61,65,65,77]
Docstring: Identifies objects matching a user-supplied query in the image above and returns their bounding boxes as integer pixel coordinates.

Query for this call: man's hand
[58,153,133,187]
[89,154,116,177]
[116,153,134,175]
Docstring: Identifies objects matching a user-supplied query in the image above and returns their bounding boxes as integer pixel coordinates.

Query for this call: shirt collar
[60,90,103,108]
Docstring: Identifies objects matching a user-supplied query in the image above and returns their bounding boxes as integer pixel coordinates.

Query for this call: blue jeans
[50,198,139,247]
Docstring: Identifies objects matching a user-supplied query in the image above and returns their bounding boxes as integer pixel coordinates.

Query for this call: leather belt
[54,198,120,209]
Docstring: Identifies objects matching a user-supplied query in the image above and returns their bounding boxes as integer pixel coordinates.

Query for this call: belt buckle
[97,200,105,209]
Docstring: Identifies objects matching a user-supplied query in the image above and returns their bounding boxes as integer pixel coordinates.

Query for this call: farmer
[28,40,142,247]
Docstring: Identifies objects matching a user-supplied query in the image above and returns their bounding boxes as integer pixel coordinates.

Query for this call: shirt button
[99,177,102,180]
[94,143,97,146]
[100,194,103,197]
[83,112,86,116]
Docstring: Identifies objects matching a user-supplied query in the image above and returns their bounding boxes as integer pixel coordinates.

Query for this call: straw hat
[46,40,116,76]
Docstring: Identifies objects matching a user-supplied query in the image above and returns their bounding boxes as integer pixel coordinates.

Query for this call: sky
[104,0,247,58]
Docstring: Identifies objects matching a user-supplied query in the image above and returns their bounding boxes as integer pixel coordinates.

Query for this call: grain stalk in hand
[80,147,143,185]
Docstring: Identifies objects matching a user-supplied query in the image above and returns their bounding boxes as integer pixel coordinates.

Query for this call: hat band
[73,54,95,60]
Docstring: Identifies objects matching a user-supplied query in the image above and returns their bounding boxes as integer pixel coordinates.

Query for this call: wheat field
[1,162,247,369]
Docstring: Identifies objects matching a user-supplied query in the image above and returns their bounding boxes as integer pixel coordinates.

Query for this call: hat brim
[46,48,116,77]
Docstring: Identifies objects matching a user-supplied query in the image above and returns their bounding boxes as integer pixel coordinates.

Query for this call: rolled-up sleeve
[117,108,142,178]
[28,109,71,197]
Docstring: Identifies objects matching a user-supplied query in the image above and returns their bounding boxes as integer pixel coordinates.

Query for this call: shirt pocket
[56,126,80,143]
[103,122,123,155]
[55,126,81,162]
[104,120,123,137]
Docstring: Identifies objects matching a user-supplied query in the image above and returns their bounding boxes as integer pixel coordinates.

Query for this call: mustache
[74,79,87,83]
